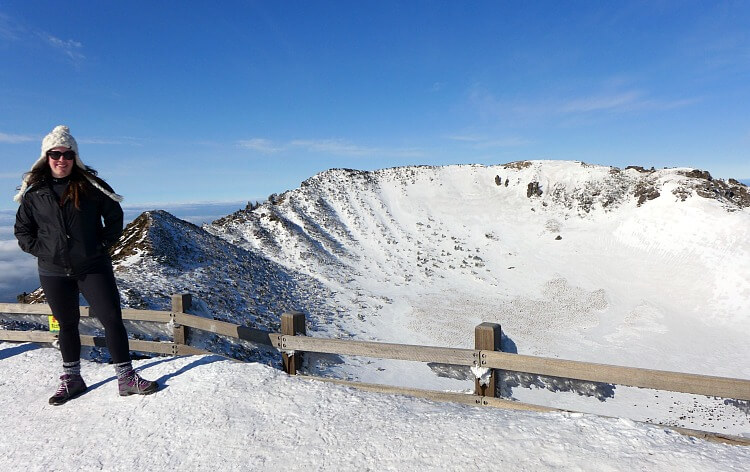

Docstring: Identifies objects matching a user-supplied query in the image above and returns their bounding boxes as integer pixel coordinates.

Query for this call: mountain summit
[204,161,749,378]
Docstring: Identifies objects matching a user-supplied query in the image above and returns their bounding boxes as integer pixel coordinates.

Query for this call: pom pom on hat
[41,125,79,159]
[27,125,85,175]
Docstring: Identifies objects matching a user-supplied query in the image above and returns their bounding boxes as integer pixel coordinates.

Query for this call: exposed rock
[671,187,692,202]
[527,182,543,198]
[682,169,750,209]
[503,161,532,170]
[634,182,660,206]
[626,166,655,173]
[24,290,45,304]
[683,169,713,181]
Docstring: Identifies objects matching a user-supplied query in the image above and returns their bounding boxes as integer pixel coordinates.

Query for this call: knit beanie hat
[14,125,123,203]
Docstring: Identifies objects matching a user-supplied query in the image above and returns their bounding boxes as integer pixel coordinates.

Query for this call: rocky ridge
[207,161,749,290]
[111,210,333,329]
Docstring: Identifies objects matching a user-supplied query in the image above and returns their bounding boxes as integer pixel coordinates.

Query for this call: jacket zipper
[50,190,74,276]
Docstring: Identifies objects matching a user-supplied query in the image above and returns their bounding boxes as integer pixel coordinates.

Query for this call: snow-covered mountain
[22,160,748,434]
[203,161,749,373]
[204,160,750,434]
[99,160,750,375]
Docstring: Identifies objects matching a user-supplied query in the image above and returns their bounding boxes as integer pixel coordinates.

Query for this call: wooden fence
[1,293,749,446]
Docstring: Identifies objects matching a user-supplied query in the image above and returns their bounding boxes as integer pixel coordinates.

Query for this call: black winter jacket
[14,178,124,276]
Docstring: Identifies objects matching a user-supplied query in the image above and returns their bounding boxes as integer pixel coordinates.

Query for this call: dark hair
[23,162,101,209]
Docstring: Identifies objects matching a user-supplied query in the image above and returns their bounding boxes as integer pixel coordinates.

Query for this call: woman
[14,125,158,405]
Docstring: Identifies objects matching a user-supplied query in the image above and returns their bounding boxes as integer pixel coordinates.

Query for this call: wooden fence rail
[0,327,206,356]
[276,335,750,401]
[277,335,478,366]
[1,296,749,405]
[480,350,750,401]
[172,311,280,348]
[1,302,171,322]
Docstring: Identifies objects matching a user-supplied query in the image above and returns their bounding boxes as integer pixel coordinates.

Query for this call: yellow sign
[48,315,60,332]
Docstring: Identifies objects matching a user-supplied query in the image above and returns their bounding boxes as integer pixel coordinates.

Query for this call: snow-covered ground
[3,161,749,469]
[2,344,748,471]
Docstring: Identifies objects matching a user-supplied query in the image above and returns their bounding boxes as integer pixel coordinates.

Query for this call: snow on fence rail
[1,293,749,407]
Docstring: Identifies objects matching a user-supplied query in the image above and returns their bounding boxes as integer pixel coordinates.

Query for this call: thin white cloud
[0,172,23,179]
[447,135,483,143]
[0,12,23,41]
[43,34,85,64]
[469,84,697,121]
[81,135,148,147]
[447,135,531,148]
[683,30,750,73]
[237,138,285,153]
[560,91,643,113]
[0,13,83,65]
[560,92,698,114]
[289,139,374,156]
[238,138,424,158]
[479,137,532,148]
[79,138,123,145]
[0,132,35,144]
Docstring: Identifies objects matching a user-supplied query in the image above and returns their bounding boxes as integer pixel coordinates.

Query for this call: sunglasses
[47,150,76,161]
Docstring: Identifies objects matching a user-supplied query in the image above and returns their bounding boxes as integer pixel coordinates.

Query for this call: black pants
[40,266,131,364]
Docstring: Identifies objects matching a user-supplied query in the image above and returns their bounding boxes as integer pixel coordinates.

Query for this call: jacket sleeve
[98,184,124,249]
[14,197,39,257]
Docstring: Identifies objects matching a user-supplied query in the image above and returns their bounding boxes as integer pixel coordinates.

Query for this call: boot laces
[126,370,149,391]
[54,376,72,396]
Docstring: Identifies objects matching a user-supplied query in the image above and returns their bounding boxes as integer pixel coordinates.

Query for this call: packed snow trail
[1,343,748,471]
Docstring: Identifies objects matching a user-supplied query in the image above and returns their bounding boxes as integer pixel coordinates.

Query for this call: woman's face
[47,146,74,178]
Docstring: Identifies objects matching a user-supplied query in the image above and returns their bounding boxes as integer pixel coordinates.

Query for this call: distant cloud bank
[0,240,37,302]
[123,201,247,226]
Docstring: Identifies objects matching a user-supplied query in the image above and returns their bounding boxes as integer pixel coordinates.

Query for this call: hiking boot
[118,369,158,396]
[49,374,87,406]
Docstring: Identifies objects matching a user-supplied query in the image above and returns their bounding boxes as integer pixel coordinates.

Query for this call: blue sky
[1,1,749,212]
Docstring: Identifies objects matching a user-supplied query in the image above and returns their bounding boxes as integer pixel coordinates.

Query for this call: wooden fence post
[474,322,501,397]
[171,293,192,354]
[281,311,306,375]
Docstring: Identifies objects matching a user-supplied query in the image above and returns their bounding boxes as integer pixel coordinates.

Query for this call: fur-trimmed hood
[14,125,123,203]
